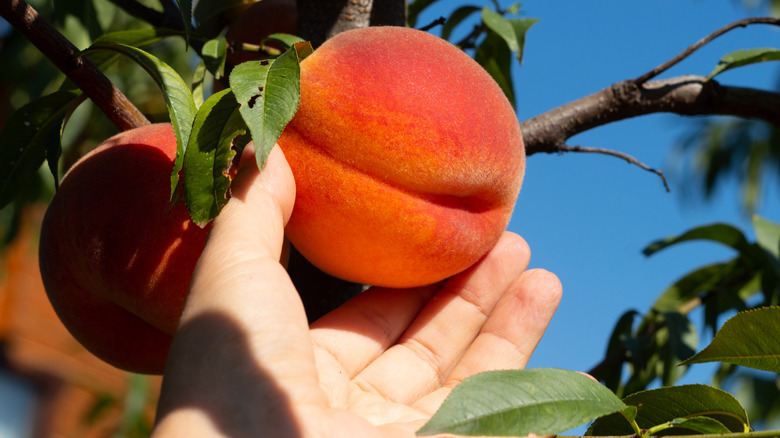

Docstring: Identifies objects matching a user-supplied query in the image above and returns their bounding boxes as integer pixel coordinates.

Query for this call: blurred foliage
[0,0,194,246]
[592,216,780,429]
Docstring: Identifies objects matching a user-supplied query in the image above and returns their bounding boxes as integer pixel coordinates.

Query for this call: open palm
[152,147,561,437]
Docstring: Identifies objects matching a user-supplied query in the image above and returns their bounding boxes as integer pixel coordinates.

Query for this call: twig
[634,17,780,84]
[558,145,670,192]
[418,16,446,32]
[0,0,150,131]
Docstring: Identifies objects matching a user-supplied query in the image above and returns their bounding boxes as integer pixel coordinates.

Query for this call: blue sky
[419,0,780,389]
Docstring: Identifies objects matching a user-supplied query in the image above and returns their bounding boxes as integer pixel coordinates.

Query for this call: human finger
[352,232,531,405]
[155,146,326,434]
[413,268,562,415]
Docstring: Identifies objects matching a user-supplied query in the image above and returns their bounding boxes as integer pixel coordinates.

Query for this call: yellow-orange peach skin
[279,26,525,288]
[38,124,209,374]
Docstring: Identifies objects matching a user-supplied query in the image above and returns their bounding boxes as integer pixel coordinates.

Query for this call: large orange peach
[38,123,209,374]
[279,26,525,288]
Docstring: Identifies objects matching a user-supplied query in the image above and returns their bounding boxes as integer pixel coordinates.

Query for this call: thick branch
[0,0,150,131]
[521,75,780,156]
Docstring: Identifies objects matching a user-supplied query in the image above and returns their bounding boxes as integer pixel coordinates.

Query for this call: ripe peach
[224,0,297,66]
[38,123,209,374]
[279,26,525,288]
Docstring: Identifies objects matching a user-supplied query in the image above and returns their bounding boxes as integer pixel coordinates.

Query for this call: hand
[152,146,562,438]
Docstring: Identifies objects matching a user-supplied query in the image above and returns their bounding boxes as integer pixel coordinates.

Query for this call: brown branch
[0,0,150,131]
[559,145,670,192]
[635,17,780,84]
[521,75,780,156]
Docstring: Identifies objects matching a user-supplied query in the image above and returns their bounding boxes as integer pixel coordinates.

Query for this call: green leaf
[643,223,751,256]
[441,6,480,41]
[82,41,198,201]
[417,369,625,437]
[202,37,228,79]
[474,31,516,107]
[507,17,538,64]
[681,307,780,373]
[174,0,193,45]
[0,89,83,209]
[182,89,247,226]
[481,7,520,53]
[707,47,780,80]
[587,384,749,436]
[191,60,207,108]
[753,215,780,261]
[408,0,442,28]
[229,44,305,171]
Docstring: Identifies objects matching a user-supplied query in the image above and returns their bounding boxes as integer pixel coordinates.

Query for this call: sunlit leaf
[82,42,198,202]
[418,369,625,437]
[681,307,780,373]
[0,89,83,209]
[707,47,780,80]
[587,384,749,436]
[202,36,228,78]
[474,31,515,107]
[182,89,247,226]
[753,215,780,260]
[482,7,520,53]
[229,43,306,170]
[507,17,538,64]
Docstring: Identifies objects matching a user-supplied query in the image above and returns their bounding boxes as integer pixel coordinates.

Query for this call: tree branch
[297,0,407,48]
[0,0,150,131]
[558,145,670,191]
[635,17,780,84]
[521,75,780,156]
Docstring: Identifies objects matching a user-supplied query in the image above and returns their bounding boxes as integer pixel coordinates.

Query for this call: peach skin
[279,26,525,288]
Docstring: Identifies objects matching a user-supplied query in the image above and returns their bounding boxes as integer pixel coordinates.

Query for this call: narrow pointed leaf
[229,44,304,171]
[191,60,207,108]
[82,42,198,201]
[417,369,625,437]
[0,89,83,208]
[182,89,247,226]
[174,0,193,45]
[707,47,780,80]
[652,261,738,312]
[481,7,520,53]
[586,384,749,436]
[681,307,780,373]
[507,18,538,63]
[643,223,750,256]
